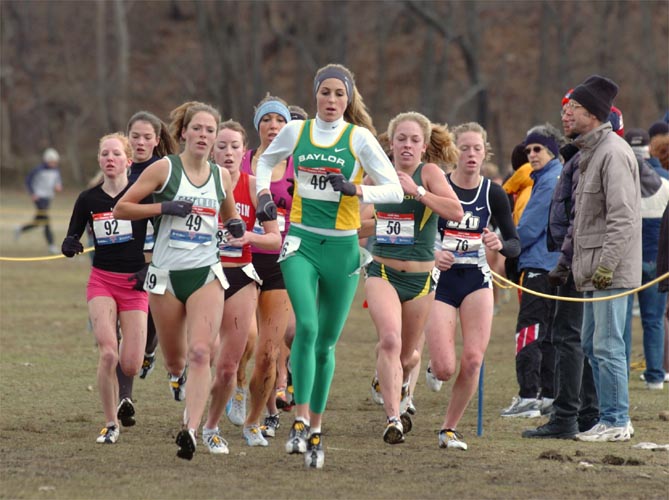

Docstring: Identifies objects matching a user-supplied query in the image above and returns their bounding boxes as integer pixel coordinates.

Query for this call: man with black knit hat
[565,75,641,442]
[522,90,600,439]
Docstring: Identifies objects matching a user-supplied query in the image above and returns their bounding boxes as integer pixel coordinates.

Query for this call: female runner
[363,112,463,444]
[114,101,243,460]
[255,63,403,468]
[425,122,519,451]
[62,133,148,444]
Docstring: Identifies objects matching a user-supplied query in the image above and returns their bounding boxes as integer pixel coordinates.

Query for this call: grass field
[1,188,668,499]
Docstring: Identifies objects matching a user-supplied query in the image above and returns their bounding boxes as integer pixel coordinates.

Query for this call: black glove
[61,234,84,258]
[161,200,193,217]
[128,263,149,291]
[224,218,245,239]
[326,172,357,196]
[547,263,570,287]
[257,192,277,222]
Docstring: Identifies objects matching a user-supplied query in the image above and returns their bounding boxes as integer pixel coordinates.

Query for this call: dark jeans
[515,269,556,399]
[551,273,599,425]
[20,197,53,244]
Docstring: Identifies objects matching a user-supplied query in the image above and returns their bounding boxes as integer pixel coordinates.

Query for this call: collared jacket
[517,157,562,272]
[572,122,642,291]
[547,149,580,269]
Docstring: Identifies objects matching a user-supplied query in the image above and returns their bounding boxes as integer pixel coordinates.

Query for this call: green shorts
[167,265,216,304]
[365,260,434,303]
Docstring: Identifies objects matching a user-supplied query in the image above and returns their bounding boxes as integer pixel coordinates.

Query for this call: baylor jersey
[152,154,225,270]
[291,120,363,230]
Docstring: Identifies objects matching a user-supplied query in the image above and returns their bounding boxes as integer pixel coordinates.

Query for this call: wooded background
[1,0,668,185]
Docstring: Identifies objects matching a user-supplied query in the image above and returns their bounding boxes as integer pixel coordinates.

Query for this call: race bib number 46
[297,166,341,203]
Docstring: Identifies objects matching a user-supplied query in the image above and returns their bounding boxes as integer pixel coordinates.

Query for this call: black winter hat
[511,144,527,170]
[570,75,619,123]
[648,121,669,139]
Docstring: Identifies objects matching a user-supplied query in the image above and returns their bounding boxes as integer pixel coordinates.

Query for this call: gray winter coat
[572,123,642,292]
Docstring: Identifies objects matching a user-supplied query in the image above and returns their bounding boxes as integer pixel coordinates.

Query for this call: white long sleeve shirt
[256,116,402,205]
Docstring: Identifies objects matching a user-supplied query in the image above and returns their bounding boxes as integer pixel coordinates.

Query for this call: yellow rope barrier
[0,247,94,262]
[490,269,669,303]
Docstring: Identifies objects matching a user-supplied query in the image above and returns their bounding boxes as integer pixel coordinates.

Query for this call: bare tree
[114,0,129,128]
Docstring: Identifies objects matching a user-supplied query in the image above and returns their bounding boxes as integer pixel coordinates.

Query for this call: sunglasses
[524,145,544,155]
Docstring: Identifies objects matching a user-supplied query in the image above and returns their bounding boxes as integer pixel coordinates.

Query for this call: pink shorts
[86,267,149,313]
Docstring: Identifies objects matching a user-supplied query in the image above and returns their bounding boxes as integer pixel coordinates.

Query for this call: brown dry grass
[1,188,668,499]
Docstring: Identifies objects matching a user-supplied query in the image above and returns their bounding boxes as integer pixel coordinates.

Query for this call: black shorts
[224,266,258,299]
[252,253,285,291]
[435,266,491,308]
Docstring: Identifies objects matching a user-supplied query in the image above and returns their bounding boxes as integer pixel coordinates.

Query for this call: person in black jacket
[61,133,149,445]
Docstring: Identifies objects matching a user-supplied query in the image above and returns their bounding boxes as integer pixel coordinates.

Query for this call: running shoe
[275,388,294,411]
[425,365,443,392]
[243,424,269,447]
[226,387,246,426]
[383,417,404,444]
[500,396,541,418]
[176,428,197,460]
[627,420,635,437]
[169,371,186,402]
[371,374,384,405]
[139,352,156,379]
[261,413,280,438]
[406,397,417,416]
[539,397,555,416]
[285,419,310,454]
[438,428,467,450]
[95,424,119,444]
[574,422,630,442]
[202,427,229,454]
[399,379,411,414]
[116,398,136,427]
[400,412,413,434]
[304,433,324,469]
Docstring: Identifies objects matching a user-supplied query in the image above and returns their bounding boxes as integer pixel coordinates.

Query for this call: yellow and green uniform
[255,116,402,415]
[291,120,361,230]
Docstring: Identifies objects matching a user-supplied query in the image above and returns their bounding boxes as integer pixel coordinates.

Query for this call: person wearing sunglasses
[501,124,563,419]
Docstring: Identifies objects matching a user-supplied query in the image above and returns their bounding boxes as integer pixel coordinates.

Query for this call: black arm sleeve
[489,183,520,258]
[65,191,91,240]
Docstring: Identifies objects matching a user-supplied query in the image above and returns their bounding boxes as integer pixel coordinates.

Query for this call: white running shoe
[425,365,443,392]
[285,420,310,454]
[243,424,269,447]
[500,396,541,418]
[139,352,156,379]
[539,397,555,416]
[371,374,384,405]
[383,418,404,444]
[304,433,324,469]
[439,428,467,450]
[261,413,280,438]
[95,424,119,444]
[626,420,635,437]
[574,422,630,442]
[169,372,186,402]
[226,387,246,426]
[202,427,229,454]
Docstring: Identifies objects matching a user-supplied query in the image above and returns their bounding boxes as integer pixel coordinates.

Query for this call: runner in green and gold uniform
[362,112,463,445]
[255,64,402,469]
